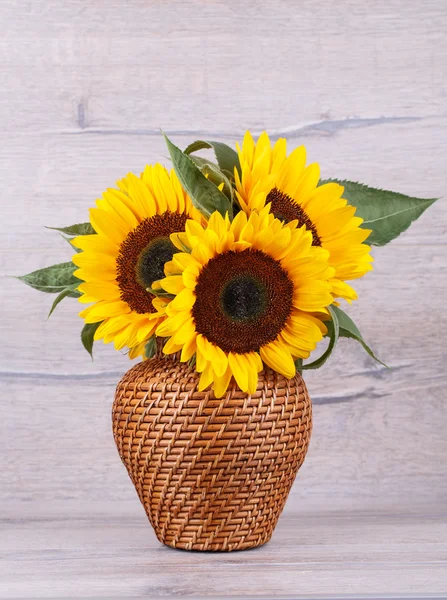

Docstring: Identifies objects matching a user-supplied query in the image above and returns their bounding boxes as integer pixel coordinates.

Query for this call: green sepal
[294,358,303,375]
[321,179,438,246]
[145,285,175,299]
[46,223,95,237]
[81,322,101,359]
[17,262,81,294]
[184,140,241,179]
[163,133,233,219]
[144,336,158,359]
[303,306,339,370]
[332,305,388,367]
[170,237,191,254]
[47,284,81,318]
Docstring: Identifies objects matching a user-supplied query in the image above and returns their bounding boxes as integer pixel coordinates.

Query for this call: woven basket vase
[112,352,312,552]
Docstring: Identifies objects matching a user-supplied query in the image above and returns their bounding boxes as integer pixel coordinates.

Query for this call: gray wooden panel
[1,506,446,598]
[0,0,446,597]
[1,1,446,132]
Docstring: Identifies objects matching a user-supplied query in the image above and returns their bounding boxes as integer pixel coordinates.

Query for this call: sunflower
[71,164,204,355]
[234,131,373,302]
[155,209,335,397]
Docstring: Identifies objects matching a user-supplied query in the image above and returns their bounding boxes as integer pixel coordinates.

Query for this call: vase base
[160,533,272,552]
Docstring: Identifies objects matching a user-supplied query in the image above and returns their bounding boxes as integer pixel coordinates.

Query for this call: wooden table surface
[1,1,446,598]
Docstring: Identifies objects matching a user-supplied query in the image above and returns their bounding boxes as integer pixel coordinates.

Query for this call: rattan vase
[112,353,312,551]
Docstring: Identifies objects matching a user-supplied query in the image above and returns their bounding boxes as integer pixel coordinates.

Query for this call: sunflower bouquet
[20,132,436,551]
[20,131,435,395]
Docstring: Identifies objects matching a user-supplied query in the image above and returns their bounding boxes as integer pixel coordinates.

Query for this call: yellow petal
[208,211,227,238]
[156,309,190,337]
[136,319,159,343]
[170,232,191,252]
[77,282,120,302]
[181,336,197,362]
[163,335,183,355]
[183,267,199,289]
[196,335,228,377]
[198,362,214,391]
[113,324,136,351]
[170,288,196,311]
[171,317,196,345]
[213,365,233,398]
[228,352,250,392]
[245,353,260,395]
[195,345,207,372]
[185,220,205,247]
[230,210,248,240]
[89,208,128,244]
[72,251,117,275]
[260,340,296,379]
[172,252,200,272]
[128,341,146,360]
[329,278,358,301]
[160,275,185,295]
[73,265,116,283]
[191,242,214,266]
[126,172,158,216]
[80,300,130,323]
[72,234,118,254]
[97,192,139,231]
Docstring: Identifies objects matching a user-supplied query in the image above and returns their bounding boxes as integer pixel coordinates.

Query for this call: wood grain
[0,0,446,597]
[1,505,446,598]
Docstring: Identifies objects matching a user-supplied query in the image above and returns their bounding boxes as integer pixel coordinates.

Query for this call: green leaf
[189,155,219,170]
[81,322,101,358]
[200,163,234,202]
[144,336,158,359]
[18,262,81,294]
[303,306,339,370]
[187,155,234,201]
[332,305,388,367]
[163,134,233,219]
[322,179,438,246]
[294,358,303,375]
[47,284,81,318]
[46,222,95,237]
[61,235,82,253]
[184,140,241,179]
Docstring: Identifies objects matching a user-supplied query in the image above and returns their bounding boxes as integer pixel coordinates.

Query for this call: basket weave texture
[112,354,312,551]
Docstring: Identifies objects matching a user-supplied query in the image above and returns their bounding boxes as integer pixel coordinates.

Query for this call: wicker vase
[112,353,312,551]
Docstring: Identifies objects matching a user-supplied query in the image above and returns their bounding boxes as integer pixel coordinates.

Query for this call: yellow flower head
[235,131,373,302]
[156,209,335,397]
[72,164,204,355]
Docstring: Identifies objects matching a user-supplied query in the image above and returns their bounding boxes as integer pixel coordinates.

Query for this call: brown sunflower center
[266,187,321,246]
[116,211,187,314]
[192,248,294,353]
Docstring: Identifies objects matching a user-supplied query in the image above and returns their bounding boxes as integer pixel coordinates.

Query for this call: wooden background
[1,1,446,597]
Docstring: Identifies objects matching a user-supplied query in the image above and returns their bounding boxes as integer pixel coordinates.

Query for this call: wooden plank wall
[0,1,446,597]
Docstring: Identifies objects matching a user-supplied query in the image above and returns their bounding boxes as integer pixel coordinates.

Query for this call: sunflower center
[221,276,266,321]
[136,237,176,290]
[192,249,293,353]
[116,211,187,314]
[266,187,321,246]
